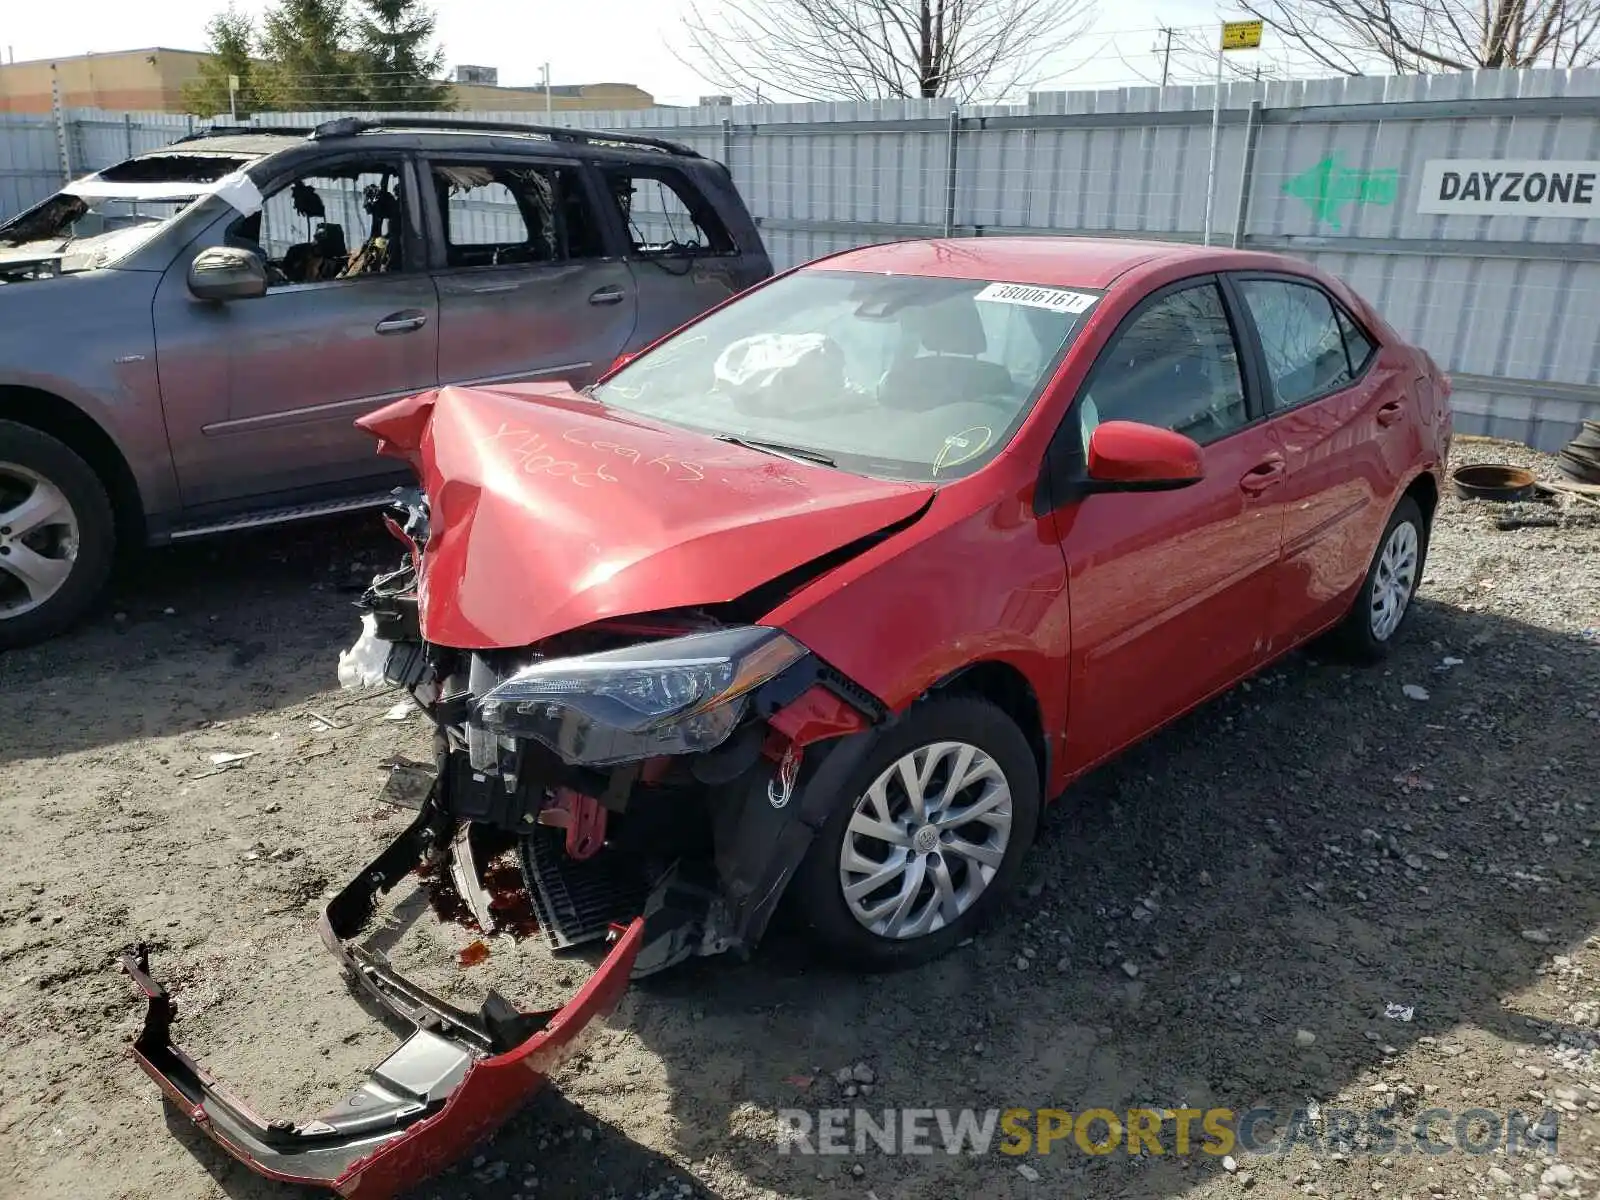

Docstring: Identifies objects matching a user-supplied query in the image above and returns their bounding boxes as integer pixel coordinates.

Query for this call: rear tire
[1325,495,1427,664]
[789,695,1040,970]
[0,421,116,650]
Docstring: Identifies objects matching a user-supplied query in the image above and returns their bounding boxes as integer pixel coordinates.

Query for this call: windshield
[0,153,251,279]
[591,270,1101,482]
[0,196,192,279]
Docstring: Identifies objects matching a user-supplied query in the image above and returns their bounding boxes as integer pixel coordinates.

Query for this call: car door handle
[375,311,428,335]
[588,287,626,306]
[1376,400,1405,427]
[1239,455,1286,494]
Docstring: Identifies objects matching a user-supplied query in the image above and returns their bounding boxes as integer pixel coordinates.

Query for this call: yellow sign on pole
[1221,19,1264,50]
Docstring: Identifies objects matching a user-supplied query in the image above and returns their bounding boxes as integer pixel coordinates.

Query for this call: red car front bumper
[122,802,643,1198]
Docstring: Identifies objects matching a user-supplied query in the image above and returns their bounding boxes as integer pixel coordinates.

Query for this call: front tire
[790,695,1040,969]
[0,421,116,650]
[1326,495,1427,663]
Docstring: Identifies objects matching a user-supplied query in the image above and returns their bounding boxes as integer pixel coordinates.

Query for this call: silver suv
[0,117,772,648]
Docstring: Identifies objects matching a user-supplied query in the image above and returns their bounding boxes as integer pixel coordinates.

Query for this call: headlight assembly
[475,626,808,766]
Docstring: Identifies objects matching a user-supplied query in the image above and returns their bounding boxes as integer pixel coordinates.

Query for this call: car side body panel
[1263,343,1423,647]
[0,267,180,516]
[1050,420,1289,776]
[764,474,1074,786]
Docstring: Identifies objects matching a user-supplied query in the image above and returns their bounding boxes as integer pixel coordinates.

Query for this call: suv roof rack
[308,116,701,157]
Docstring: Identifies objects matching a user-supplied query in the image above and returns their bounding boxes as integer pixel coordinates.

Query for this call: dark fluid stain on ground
[457,939,491,967]
[484,852,541,940]
[416,847,540,944]
[416,860,480,932]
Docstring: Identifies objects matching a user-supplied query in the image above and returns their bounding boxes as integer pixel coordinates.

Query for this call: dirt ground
[1,437,1597,1200]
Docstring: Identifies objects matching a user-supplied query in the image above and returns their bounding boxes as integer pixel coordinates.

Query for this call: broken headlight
[474,626,807,767]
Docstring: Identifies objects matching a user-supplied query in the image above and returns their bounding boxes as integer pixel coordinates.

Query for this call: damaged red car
[126,237,1452,1194]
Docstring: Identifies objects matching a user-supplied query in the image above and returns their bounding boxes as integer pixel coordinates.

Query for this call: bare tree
[677,0,1096,103]
[1240,0,1600,73]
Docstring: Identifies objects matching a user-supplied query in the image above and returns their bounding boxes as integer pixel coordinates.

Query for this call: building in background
[0,49,209,113]
[0,48,655,114]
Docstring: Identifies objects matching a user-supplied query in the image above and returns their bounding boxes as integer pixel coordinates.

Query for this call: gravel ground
[1,436,1597,1200]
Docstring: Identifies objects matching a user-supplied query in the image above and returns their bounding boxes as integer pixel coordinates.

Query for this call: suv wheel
[789,696,1040,969]
[0,421,116,649]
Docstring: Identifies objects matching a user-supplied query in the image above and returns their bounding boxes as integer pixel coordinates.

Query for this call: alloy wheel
[838,740,1014,940]
[1369,519,1419,641]
[0,463,80,620]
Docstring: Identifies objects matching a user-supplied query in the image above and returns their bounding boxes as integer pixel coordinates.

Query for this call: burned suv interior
[231,161,404,285]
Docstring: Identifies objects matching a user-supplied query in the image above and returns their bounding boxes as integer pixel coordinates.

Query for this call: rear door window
[601,167,734,256]
[1236,279,1367,410]
[430,161,607,269]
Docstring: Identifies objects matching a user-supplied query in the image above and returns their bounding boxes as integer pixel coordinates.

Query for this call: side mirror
[188,246,268,302]
[1085,420,1204,492]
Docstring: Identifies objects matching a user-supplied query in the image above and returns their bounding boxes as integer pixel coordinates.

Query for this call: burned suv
[0,117,770,648]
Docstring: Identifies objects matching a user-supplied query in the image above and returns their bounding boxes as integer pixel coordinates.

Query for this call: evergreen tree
[182,7,269,117]
[354,0,452,110]
[258,0,359,110]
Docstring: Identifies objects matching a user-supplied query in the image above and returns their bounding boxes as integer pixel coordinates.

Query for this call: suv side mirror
[188,246,268,302]
[1085,420,1204,492]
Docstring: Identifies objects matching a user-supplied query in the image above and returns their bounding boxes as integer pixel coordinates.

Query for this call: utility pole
[1159,26,1174,87]
[50,64,72,184]
[541,62,552,120]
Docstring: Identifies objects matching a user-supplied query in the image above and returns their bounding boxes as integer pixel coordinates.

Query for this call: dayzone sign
[1418,160,1600,218]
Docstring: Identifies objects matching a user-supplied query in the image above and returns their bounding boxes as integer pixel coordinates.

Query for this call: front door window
[1077,281,1250,448]
[234,160,409,286]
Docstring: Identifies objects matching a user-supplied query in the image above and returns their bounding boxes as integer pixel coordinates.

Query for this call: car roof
[151,133,305,157]
[812,237,1247,290]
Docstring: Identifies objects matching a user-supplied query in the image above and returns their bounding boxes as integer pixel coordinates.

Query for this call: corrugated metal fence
[5,69,1600,450]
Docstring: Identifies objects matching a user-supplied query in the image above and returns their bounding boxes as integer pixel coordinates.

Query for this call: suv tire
[0,421,116,649]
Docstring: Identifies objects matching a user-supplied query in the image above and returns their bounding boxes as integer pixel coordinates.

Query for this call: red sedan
[128,238,1452,1196]
[354,235,1450,965]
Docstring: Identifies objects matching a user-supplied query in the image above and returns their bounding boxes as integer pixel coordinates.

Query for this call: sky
[0,0,1243,106]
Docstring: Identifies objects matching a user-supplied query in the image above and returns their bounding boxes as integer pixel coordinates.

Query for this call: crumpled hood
[358,383,935,649]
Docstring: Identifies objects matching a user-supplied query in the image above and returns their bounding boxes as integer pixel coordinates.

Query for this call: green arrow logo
[1283,155,1399,228]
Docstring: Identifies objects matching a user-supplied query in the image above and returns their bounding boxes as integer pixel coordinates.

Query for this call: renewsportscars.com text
[776,1106,1560,1158]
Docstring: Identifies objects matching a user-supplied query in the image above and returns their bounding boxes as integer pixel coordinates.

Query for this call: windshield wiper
[714,434,837,468]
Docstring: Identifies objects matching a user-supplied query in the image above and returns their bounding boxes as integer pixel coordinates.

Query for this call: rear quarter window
[601,166,735,256]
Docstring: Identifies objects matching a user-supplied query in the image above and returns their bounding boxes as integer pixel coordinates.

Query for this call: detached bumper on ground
[121,802,643,1199]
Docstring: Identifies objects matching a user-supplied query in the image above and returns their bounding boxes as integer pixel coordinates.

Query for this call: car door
[596,162,747,348]
[424,155,638,390]
[1226,273,1417,646]
[154,152,438,509]
[1047,277,1289,774]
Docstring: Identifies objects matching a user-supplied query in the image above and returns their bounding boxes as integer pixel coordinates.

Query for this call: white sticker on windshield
[974,282,1098,314]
